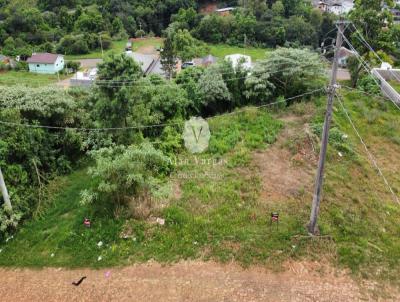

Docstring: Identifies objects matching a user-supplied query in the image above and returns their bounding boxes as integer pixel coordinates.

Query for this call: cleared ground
[1,260,397,302]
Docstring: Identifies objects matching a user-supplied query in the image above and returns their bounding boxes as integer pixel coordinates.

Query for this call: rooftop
[27,53,62,64]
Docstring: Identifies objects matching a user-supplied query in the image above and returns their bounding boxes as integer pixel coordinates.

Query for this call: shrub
[0,205,22,240]
[80,143,172,217]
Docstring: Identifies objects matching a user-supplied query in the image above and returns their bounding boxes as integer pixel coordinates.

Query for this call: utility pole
[308,20,346,235]
[99,34,104,58]
[0,167,12,210]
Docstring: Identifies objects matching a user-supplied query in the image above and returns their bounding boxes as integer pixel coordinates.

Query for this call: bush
[0,205,22,240]
[358,75,381,95]
[66,61,81,72]
[80,143,172,217]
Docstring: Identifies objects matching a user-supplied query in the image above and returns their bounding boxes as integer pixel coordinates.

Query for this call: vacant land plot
[1,91,399,296]
[208,44,269,61]
[0,70,68,87]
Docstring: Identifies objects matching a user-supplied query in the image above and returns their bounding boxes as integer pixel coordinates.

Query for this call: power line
[335,93,400,204]
[0,88,324,132]
[351,23,400,83]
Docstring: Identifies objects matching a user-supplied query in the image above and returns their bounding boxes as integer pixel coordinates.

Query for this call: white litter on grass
[193,241,198,245]
[132,237,137,242]
[97,241,103,247]
[0,249,2,253]
[97,256,102,261]
[50,253,55,258]
[338,152,343,157]
[156,218,165,226]
[342,134,348,139]
[292,245,296,249]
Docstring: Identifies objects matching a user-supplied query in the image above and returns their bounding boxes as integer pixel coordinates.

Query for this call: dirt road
[0,261,396,302]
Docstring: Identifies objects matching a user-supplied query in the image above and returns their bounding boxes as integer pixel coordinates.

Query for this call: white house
[225,54,252,70]
[70,68,98,87]
[337,47,356,67]
[27,53,64,74]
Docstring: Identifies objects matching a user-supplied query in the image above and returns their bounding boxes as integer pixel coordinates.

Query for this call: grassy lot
[65,39,268,61]
[0,70,68,87]
[65,38,163,60]
[1,92,400,285]
[208,44,270,61]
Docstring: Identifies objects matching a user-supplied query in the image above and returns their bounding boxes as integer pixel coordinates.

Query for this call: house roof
[337,47,355,58]
[126,52,158,74]
[27,53,62,64]
[216,7,235,12]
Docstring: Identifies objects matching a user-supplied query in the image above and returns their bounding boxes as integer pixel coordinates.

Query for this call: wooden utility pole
[308,20,346,235]
[0,167,12,210]
[99,34,104,58]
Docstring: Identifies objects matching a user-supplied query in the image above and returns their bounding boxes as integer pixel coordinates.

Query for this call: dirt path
[1,260,395,302]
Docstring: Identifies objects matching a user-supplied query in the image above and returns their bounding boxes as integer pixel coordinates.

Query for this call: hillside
[1,87,399,294]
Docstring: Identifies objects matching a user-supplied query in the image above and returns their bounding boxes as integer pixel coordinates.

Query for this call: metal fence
[371,68,400,105]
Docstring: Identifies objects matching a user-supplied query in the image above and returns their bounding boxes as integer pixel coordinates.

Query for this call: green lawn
[0,70,67,87]
[64,39,268,61]
[65,38,163,60]
[208,44,270,61]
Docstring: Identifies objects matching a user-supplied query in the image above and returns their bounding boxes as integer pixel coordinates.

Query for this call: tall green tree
[160,31,178,79]
[94,53,142,128]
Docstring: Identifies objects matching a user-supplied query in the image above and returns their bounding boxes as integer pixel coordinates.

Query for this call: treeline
[0,0,337,57]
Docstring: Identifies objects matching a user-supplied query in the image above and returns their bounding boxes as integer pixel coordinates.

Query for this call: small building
[225,54,252,70]
[27,53,64,74]
[337,47,355,67]
[70,68,98,88]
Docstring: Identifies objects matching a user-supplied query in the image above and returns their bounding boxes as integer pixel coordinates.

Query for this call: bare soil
[253,114,317,202]
[1,260,397,302]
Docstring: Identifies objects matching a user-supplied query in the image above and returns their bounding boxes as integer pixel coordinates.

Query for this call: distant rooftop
[27,53,62,64]
[215,7,236,12]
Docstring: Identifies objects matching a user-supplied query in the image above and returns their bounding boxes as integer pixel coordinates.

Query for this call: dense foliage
[0,86,87,229]
[0,0,339,56]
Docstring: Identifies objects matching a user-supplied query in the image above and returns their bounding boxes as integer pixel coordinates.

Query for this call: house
[312,0,354,15]
[27,53,64,74]
[215,7,236,16]
[125,51,167,77]
[337,47,355,67]
[225,54,252,70]
[70,68,98,88]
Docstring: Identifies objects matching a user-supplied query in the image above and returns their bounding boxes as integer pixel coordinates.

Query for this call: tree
[239,0,268,19]
[80,143,171,218]
[197,66,232,114]
[94,53,142,128]
[244,65,275,104]
[284,16,317,47]
[171,29,209,62]
[349,0,395,85]
[260,48,326,98]
[160,31,177,79]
